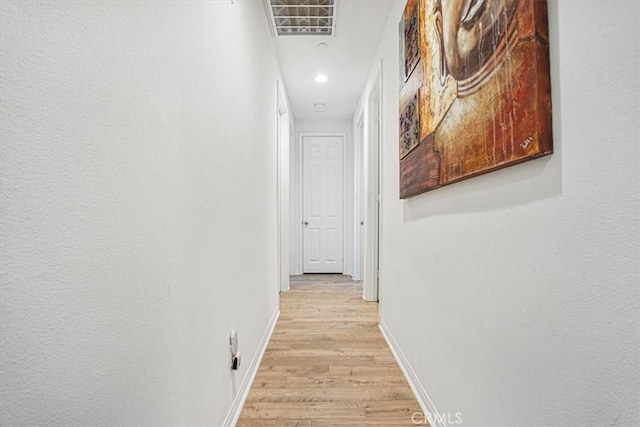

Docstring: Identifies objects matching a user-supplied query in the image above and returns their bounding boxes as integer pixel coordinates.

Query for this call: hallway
[1,1,638,425]
[237,275,422,426]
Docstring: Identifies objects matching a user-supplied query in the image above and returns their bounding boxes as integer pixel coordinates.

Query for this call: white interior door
[303,135,343,273]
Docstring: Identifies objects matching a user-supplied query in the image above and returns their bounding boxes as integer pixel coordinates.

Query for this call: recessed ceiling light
[318,42,328,48]
[315,74,328,84]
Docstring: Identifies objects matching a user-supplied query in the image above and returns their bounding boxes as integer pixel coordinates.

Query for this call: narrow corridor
[237,275,423,426]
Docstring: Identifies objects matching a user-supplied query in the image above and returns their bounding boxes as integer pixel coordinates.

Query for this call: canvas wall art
[399,0,553,198]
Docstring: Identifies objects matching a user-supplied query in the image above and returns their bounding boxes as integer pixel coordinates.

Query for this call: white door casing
[277,84,290,292]
[353,115,365,281]
[363,65,381,302]
[303,135,344,273]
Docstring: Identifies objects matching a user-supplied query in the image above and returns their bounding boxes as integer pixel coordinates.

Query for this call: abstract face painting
[440,0,519,80]
[399,0,553,198]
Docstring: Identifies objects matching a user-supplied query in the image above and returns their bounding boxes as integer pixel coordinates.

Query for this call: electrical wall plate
[230,330,238,355]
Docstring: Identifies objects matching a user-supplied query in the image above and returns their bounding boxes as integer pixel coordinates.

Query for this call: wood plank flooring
[237,274,424,426]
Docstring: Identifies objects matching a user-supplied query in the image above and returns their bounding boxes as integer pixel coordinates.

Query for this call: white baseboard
[223,309,280,427]
[379,319,445,427]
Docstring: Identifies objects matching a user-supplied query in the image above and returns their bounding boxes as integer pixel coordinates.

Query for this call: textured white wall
[291,119,354,276]
[362,1,639,425]
[0,2,280,425]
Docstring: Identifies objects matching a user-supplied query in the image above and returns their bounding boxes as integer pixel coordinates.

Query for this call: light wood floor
[237,274,424,426]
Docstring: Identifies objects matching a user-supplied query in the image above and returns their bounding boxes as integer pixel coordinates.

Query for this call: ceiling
[267,0,395,120]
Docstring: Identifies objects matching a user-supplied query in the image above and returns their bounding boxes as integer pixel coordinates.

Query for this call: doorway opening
[362,65,382,302]
[353,114,365,281]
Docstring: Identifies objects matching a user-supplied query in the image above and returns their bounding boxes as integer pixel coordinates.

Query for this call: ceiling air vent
[266,0,337,37]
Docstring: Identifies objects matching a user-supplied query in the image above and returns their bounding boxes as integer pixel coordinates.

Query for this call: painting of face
[441,0,518,80]
[398,0,553,198]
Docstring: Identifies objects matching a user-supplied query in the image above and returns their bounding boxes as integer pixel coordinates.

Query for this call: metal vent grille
[266,0,337,36]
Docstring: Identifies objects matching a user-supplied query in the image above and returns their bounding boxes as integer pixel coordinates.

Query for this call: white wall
[0,2,281,425]
[361,1,640,425]
[290,119,354,276]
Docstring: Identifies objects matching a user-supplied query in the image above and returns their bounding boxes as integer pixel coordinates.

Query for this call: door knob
[303,221,309,226]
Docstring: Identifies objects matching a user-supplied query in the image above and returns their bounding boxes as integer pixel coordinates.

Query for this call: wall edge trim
[223,309,280,427]
[379,318,445,427]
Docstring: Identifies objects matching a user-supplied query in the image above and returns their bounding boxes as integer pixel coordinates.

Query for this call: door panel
[303,136,344,273]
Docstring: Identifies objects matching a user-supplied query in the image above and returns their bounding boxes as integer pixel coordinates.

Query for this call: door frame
[362,63,382,302]
[276,81,290,293]
[352,113,365,281]
[298,132,348,275]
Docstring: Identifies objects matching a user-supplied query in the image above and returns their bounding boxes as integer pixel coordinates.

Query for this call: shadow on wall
[403,0,563,221]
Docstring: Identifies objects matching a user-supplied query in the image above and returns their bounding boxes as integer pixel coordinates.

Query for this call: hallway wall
[290,119,354,276]
[360,1,639,425]
[0,2,281,425]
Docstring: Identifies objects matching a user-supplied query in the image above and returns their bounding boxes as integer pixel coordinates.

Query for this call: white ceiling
[268,0,395,120]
